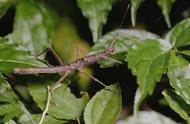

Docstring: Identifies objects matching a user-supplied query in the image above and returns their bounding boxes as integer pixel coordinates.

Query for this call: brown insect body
[14,39,115,74]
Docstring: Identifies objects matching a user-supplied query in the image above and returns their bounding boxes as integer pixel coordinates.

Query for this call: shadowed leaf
[84,84,122,124]
[157,0,175,28]
[0,74,35,123]
[77,0,114,42]
[163,90,190,123]
[0,0,12,18]
[0,37,46,73]
[130,0,144,26]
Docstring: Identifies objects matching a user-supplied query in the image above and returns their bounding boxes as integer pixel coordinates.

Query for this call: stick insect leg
[78,69,107,87]
[36,47,64,65]
[48,47,64,65]
[50,73,68,91]
[34,48,49,57]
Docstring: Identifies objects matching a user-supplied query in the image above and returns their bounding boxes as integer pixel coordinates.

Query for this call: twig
[38,73,68,124]
[77,117,81,124]
[38,86,51,124]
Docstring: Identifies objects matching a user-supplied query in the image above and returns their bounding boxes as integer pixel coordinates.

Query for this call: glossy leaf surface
[127,39,171,111]
[12,0,57,55]
[84,84,121,124]
[166,18,190,47]
[167,51,190,104]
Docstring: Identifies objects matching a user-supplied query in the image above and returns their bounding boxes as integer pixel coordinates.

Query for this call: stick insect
[14,3,130,124]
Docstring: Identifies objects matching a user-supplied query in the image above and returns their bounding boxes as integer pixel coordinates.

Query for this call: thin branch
[77,117,81,124]
[38,86,51,124]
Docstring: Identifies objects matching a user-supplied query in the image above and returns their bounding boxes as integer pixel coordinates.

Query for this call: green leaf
[163,90,190,123]
[19,114,67,124]
[0,74,35,123]
[178,50,190,56]
[0,0,12,18]
[157,0,175,28]
[167,51,190,104]
[90,29,160,68]
[166,18,190,47]
[0,37,46,73]
[130,0,144,26]
[84,84,122,124]
[12,0,57,55]
[28,83,89,120]
[126,39,171,112]
[77,0,114,42]
[117,111,177,124]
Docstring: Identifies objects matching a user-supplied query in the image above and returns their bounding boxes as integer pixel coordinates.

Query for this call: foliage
[0,0,189,124]
[117,111,177,124]
[84,84,121,124]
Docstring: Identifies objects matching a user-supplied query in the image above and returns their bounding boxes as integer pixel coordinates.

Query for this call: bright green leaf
[28,83,89,120]
[157,0,175,28]
[12,0,57,56]
[166,18,190,47]
[130,0,144,26]
[117,111,177,124]
[0,0,12,18]
[167,51,190,104]
[126,39,171,112]
[163,90,190,123]
[77,0,114,42]
[0,74,35,123]
[90,29,160,68]
[0,37,46,73]
[84,84,122,124]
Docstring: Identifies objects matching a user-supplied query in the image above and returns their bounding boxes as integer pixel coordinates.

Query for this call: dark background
[0,0,190,123]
